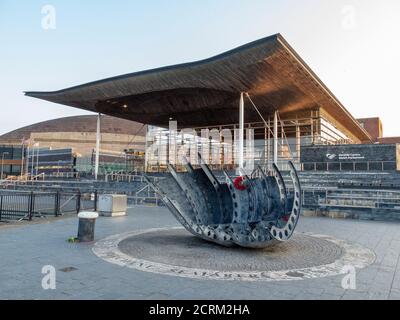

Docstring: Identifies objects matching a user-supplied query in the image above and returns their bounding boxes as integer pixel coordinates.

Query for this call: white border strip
[92,228,376,282]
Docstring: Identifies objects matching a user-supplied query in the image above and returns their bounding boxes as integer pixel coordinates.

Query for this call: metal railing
[0,190,98,222]
[133,184,161,206]
[105,173,146,183]
[45,172,80,179]
[0,173,46,188]
[301,187,400,211]
[105,173,163,184]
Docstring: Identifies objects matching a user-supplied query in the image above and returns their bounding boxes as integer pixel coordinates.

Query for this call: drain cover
[59,267,78,273]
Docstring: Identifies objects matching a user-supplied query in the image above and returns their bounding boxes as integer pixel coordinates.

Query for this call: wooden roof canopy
[25,34,371,142]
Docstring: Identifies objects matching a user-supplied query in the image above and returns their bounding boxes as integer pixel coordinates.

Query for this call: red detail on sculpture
[234,176,247,191]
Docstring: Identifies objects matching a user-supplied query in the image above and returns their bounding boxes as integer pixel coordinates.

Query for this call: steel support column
[238,93,245,169]
[274,111,278,165]
[95,113,101,180]
[296,122,301,162]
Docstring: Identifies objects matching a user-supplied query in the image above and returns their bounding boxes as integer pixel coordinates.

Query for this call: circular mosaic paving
[93,227,375,282]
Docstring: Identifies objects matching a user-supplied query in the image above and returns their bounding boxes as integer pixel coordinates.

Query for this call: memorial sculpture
[144,155,301,249]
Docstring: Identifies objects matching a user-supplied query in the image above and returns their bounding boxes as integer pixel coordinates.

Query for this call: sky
[1,0,400,137]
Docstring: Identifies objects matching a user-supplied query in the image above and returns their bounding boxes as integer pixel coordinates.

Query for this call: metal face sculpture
[144,156,301,249]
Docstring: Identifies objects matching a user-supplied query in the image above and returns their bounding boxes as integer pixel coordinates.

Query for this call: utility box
[98,194,127,217]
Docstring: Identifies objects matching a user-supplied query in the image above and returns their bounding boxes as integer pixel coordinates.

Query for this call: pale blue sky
[1,0,400,136]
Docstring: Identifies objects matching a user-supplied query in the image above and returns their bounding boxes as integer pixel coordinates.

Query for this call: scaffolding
[145,108,353,173]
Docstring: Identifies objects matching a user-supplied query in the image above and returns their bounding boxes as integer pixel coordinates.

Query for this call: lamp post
[1,152,10,180]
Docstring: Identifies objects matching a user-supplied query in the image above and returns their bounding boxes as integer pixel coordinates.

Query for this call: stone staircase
[289,171,400,189]
[283,171,400,221]
[4,170,400,221]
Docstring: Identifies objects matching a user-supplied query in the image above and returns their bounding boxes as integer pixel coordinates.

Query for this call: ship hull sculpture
[144,155,301,249]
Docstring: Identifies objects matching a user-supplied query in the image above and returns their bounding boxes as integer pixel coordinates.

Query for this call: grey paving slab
[0,206,400,300]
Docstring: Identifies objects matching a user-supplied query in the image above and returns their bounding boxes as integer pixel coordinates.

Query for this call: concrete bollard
[77,212,99,242]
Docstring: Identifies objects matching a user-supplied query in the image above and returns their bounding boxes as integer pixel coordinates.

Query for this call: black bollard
[77,212,99,242]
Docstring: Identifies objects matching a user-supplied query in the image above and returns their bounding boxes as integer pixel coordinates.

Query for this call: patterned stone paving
[96,227,374,282]
[0,206,399,300]
[118,229,345,272]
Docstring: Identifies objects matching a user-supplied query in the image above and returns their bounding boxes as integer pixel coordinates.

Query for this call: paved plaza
[1,206,400,300]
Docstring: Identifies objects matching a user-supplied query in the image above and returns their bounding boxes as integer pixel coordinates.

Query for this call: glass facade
[0,145,24,178]
[145,109,355,172]
[26,148,75,175]
[75,151,136,175]
[319,118,351,145]
[1,145,142,178]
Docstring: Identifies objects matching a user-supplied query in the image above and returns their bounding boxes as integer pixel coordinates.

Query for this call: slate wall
[301,144,399,171]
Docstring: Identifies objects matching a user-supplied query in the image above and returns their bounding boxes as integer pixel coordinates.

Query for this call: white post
[144,126,150,173]
[238,92,245,169]
[20,143,25,177]
[296,122,301,162]
[26,146,30,176]
[36,146,40,176]
[169,121,177,166]
[274,110,278,165]
[30,147,34,177]
[95,113,101,180]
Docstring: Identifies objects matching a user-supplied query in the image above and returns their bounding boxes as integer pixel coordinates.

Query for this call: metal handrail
[302,186,400,211]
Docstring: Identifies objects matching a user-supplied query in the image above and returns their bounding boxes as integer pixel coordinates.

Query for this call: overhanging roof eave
[24,33,372,143]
